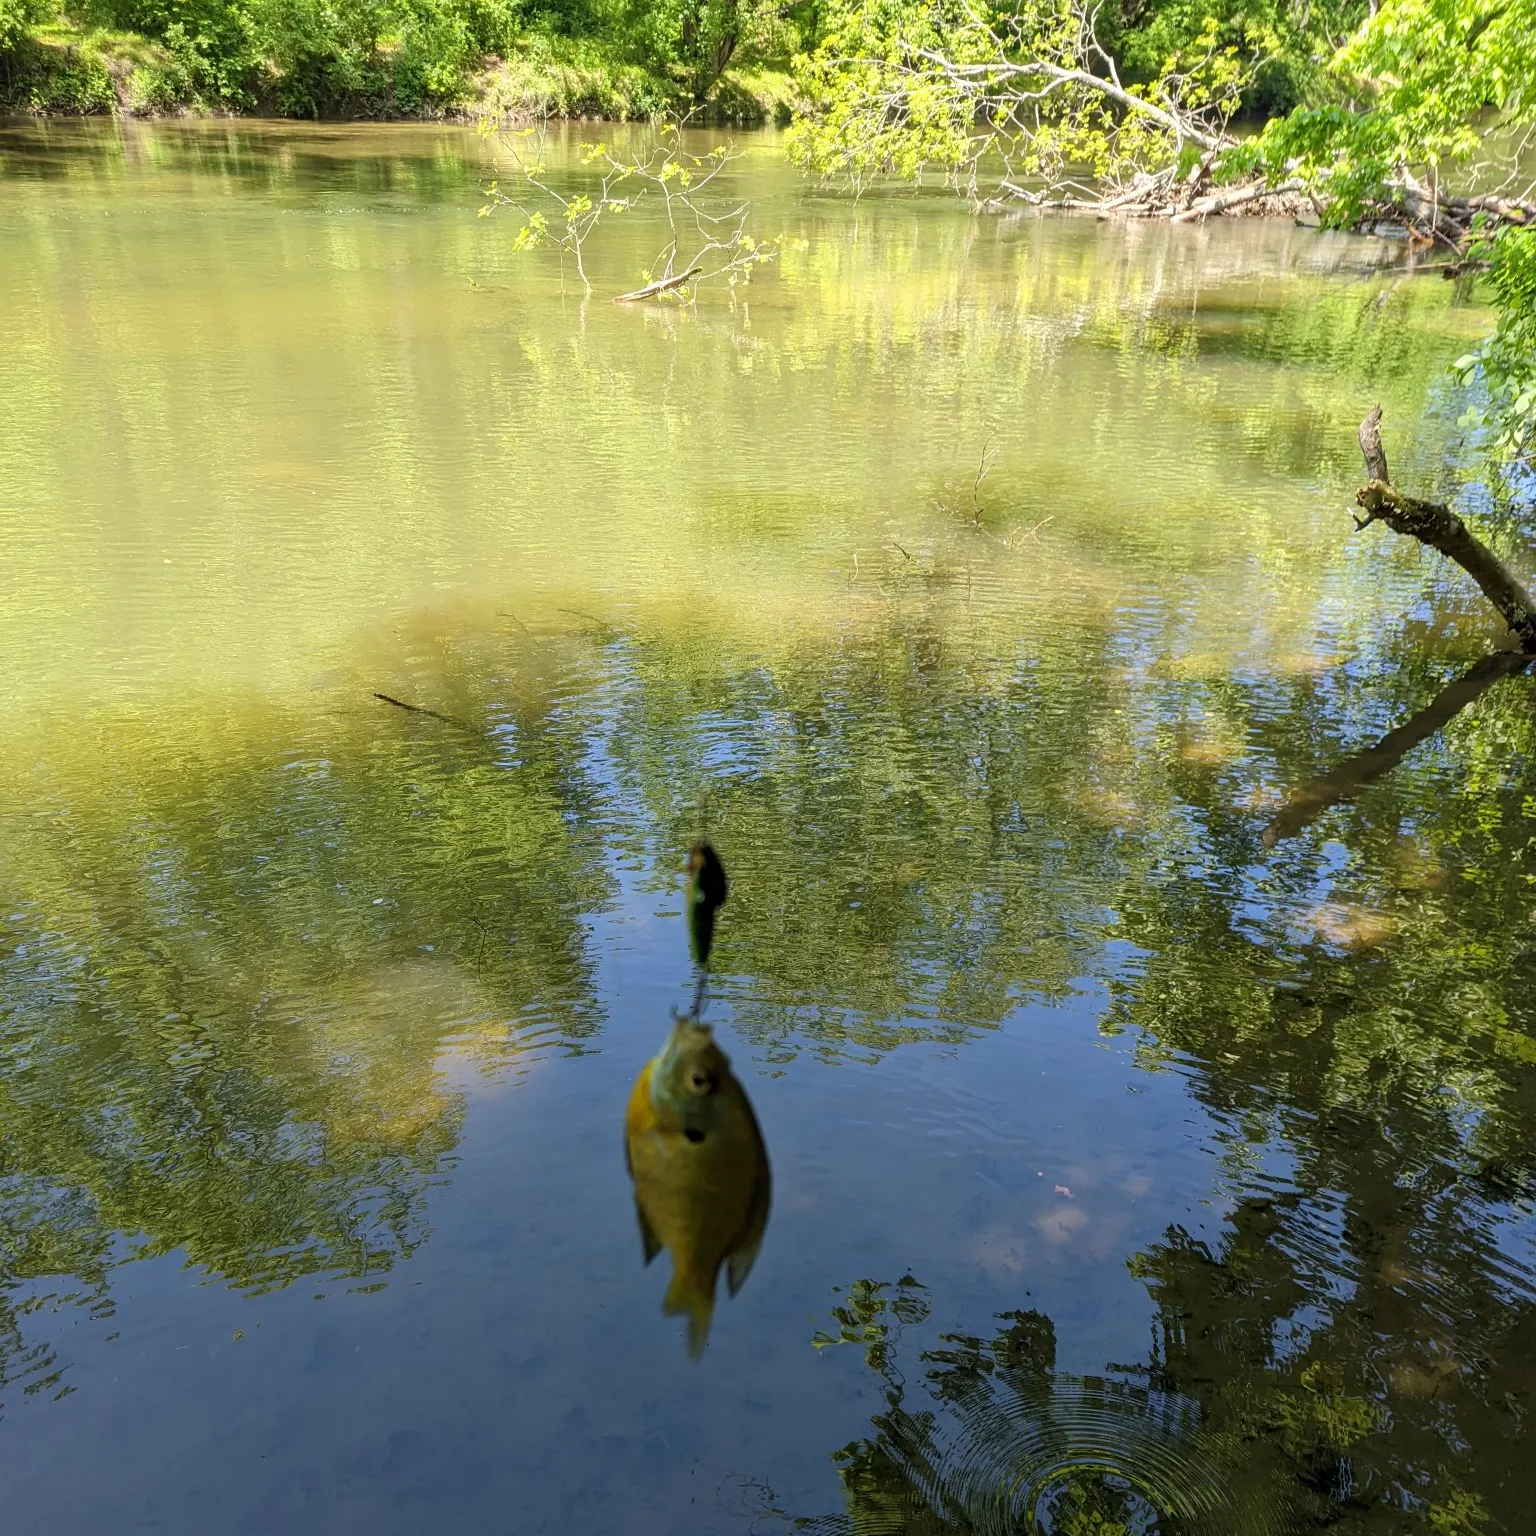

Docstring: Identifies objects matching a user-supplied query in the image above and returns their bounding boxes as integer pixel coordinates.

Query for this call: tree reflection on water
[1,598,1532,1529]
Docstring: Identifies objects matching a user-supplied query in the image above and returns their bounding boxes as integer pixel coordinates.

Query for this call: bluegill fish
[624,1016,770,1359]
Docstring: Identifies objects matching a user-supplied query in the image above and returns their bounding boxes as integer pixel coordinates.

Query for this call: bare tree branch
[1352,411,1536,651]
[906,50,1229,151]
[1358,404,1390,484]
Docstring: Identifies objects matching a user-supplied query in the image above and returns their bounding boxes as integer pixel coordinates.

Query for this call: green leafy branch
[785,0,1261,204]
[479,120,788,301]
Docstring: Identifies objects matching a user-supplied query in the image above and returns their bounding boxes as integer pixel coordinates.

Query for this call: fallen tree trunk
[1352,407,1536,652]
[1170,177,1302,223]
[1447,191,1536,220]
[990,155,1529,238]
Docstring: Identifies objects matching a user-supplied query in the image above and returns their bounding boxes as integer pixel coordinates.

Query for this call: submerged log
[373,692,480,735]
[1352,408,1536,652]
[614,266,703,303]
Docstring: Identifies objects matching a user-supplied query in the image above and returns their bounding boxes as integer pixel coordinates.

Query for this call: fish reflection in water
[624,1014,772,1359]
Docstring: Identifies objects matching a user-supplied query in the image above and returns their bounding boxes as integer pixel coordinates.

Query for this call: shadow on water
[1263,651,1535,845]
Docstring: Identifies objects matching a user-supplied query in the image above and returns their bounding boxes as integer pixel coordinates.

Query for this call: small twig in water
[972,431,999,525]
[373,693,480,735]
[1006,515,1054,548]
[557,606,614,633]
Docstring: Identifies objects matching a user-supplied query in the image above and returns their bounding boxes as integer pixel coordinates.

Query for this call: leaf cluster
[481,120,782,296]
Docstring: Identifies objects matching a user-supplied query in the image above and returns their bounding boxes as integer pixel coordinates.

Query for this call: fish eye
[684,1127,705,1144]
[686,1068,716,1096]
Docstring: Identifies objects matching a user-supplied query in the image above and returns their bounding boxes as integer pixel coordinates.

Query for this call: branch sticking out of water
[1262,651,1533,845]
[1352,408,1536,652]
[1357,404,1390,485]
[971,430,998,526]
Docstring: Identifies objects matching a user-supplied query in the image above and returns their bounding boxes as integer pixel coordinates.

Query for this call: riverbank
[0,24,797,123]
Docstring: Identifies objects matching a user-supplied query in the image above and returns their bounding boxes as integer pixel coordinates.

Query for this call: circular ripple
[900,1374,1292,1535]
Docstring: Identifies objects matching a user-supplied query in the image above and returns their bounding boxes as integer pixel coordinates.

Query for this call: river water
[1,118,1532,1534]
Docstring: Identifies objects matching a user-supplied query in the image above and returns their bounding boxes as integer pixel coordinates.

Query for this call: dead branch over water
[1263,412,1536,843]
[1352,407,1536,652]
[614,266,703,303]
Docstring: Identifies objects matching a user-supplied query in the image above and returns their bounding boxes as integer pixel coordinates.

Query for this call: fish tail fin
[663,1267,716,1361]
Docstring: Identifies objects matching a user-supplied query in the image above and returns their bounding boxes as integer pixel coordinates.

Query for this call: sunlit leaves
[786,0,1263,196]
[1452,226,1536,464]
[481,120,782,298]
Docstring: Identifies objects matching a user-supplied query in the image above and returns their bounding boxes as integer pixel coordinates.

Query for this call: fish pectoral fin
[634,1199,662,1266]
[725,1234,762,1298]
[725,1163,772,1297]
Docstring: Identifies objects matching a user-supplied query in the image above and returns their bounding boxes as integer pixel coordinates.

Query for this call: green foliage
[5,0,804,113]
[1236,0,1536,224]
[62,0,503,109]
[1108,0,1365,113]
[473,30,679,118]
[0,34,118,109]
[0,0,51,52]
[1453,225,1536,464]
[1229,0,1536,466]
[786,0,1259,196]
[785,0,984,186]
[626,0,796,102]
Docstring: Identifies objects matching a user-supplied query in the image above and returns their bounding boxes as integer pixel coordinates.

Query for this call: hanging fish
[686,841,729,969]
[624,1015,771,1359]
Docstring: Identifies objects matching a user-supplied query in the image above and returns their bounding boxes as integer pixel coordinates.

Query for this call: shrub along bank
[0,0,801,118]
[0,0,1356,122]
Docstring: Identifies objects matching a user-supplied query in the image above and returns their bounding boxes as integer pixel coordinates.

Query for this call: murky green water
[1,117,1533,1534]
